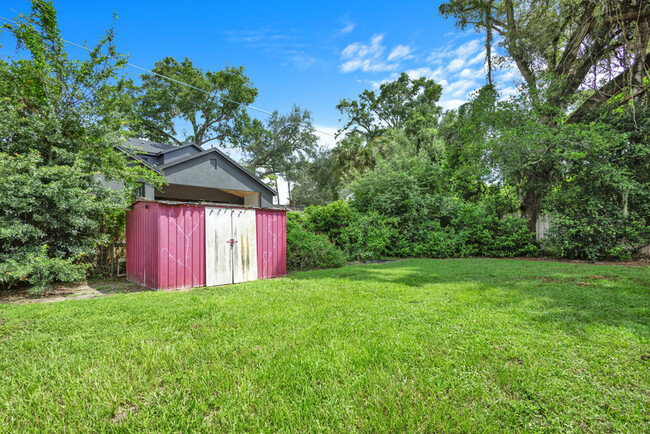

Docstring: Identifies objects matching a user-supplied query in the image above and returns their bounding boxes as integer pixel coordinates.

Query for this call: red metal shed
[126,201,286,290]
[256,209,287,279]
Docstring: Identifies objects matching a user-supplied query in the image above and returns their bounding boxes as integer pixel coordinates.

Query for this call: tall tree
[439,86,497,202]
[336,72,443,142]
[440,0,649,117]
[439,0,650,227]
[0,0,162,290]
[290,148,338,206]
[130,57,258,147]
[0,0,159,187]
[238,105,318,196]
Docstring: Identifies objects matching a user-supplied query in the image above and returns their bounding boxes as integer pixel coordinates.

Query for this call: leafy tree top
[336,72,443,141]
[130,56,258,147]
[439,0,650,122]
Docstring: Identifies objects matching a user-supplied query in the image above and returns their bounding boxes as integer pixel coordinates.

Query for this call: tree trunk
[287,179,292,201]
[520,189,542,234]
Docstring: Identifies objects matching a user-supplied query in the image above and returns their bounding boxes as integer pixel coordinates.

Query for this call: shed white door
[205,207,257,286]
[231,209,258,283]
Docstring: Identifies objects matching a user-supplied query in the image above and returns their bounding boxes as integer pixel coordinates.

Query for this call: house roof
[159,146,277,195]
[113,144,164,174]
[120,138,276,196]
[125,138,175,154]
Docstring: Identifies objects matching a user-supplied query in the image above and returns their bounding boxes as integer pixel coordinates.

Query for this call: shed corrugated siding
[156,203,205,290]
[256,210,287,278]
[126,202,158,288]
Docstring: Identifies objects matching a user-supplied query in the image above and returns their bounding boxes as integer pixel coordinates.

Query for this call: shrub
[451,203,536,257]
[0,246,89,294]
[340,212,396,260]
[286,212,347,271]
[304,201,357,245]
[0,152,124,292]
[544,209,648,261]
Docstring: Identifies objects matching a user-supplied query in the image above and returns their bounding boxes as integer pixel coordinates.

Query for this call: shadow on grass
[289,258,650,338]
[0,278,153,304]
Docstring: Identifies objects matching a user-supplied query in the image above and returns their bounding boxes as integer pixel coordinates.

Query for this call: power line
[0,15,336,138]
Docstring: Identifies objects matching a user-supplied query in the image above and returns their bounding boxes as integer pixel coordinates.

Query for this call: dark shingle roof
[119,138,277,196]
[158,147,277,195]
[125,138,175,154]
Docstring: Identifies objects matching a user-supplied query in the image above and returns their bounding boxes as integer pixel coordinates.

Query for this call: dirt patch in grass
[112,404,139,425]
[503,274,615,286]
[0,278,152,305]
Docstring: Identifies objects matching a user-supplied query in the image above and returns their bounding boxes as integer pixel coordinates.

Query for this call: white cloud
[439,99,467,110]
[459,68,480,79]
[287,52,317,71]
[467,50,486,66]
[447,58,465,71]
[339,22,355,34]
[422,37,490,110]
[225,28,319,71]
[313,125,339,149]
[346,34,524,112]
[387,45,412,62]
[499,86,519,99]
[445,79,479,97]
[340,34,402,73]
[456,39,481,58]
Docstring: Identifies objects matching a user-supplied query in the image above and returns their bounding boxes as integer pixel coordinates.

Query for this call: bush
[340,212,396,261]
[0,152,124,292]
[0,246,89,294]
[304,201,357,245]
[286,212,347,271]
[544,209,649,261]
[301,198,536,261]
[451,203,536,257]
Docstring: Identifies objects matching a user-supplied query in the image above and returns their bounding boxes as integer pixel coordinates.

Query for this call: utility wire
[0,15,336,137]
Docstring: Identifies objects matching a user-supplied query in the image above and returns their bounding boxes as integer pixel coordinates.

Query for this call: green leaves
[129,57,258,147]
[336,72,442,141]
[0,152,120,291]
[237,105,318,182]
[0,1,164,290]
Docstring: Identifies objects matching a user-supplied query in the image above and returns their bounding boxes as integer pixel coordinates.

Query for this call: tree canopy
[336,72,443,141]
[439,0,650,120]
[129,57,258,147]
[237,105,318,197]
[0,0,162,291]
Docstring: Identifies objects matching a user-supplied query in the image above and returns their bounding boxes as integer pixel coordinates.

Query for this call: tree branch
[140,119,183,145]
[567,55,650,123]
[555,1,597,77]
[504,0,536,88]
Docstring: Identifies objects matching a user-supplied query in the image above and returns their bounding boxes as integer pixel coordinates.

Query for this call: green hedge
[286,212,347,271]
[290,198,537,269]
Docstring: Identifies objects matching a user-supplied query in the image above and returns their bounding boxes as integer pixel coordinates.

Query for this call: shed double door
[205,207,258,286]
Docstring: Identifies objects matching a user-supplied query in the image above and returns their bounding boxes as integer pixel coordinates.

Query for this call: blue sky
[2,0,520,149]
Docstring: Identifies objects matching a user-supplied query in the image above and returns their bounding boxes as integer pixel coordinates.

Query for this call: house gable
[160,143,203,165]
[160,150,275,207]
[117,139,276,207]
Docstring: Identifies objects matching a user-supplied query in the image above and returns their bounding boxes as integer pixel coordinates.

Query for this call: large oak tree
[439,0,650,228]
[130,57,258,147]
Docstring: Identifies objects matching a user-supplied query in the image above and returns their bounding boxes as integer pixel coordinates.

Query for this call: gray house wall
[117,140,275,207]
[162,153,274,207]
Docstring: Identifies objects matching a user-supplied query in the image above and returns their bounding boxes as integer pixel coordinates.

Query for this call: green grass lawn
[0,259,648,432]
